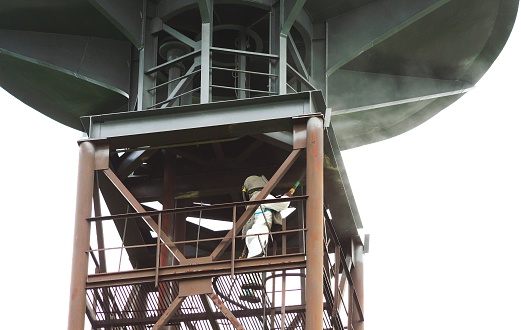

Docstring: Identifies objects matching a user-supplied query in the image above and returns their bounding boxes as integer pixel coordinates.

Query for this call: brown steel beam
[68,141,96,330]
[153,277,246,330]
[90,303,320,328]
[162,150,178,267]
[87,254,306,288]
[305,116,324,329]
[324,209,365,321]
[210,148,302,260]
[102,168,187,264]
[199,294,220,330]
[333,244,341,319]
[127,164,303,201]
[93,174,107,273]
[161,150,180,330]
[152,295,185,330]
[88,196,306,223]
[208,292,245,330]
[92,172,116,330]
[116,149,157,179]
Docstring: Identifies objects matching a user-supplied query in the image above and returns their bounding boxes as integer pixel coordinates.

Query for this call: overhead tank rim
[0,48,129,99]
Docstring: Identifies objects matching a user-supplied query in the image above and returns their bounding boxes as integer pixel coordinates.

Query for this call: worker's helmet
[242,175,268,200]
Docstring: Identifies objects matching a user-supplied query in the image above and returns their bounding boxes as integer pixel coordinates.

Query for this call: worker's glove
[284,187,295,197]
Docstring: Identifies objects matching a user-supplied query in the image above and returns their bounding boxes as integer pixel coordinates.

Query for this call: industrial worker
[241,175,295,258]
[239,175,297,303]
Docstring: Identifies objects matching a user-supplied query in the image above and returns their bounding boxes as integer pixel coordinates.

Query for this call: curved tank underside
[0,0,518,149]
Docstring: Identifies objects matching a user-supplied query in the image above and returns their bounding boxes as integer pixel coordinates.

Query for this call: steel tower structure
[0,1,517,329]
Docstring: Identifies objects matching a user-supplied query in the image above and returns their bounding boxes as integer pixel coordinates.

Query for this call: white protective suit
[243,191,290,258]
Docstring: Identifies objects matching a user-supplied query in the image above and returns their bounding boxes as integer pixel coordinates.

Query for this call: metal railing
[86,196,307,276]
[85,196,310,329]
[144,45,280,108]
[84,196,361,329]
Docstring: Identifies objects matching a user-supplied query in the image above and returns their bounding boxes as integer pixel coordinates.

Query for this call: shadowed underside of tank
[0,0,517,149]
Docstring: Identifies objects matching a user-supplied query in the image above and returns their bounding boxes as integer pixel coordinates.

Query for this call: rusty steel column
[305,116,324,329]
[162,150,177,267]
[163,151,189,257]
[68,141,96,329]
[161,151,180,330]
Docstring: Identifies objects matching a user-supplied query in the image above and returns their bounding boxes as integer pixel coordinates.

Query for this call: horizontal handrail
[211,84,277,95]
[87,195,307,222]
[145,50,200,74]
[212,65,277,77]
[148,69,202,92]
[147,86,201,109]
[211,46,279,59]
[287,64,316,91]
[88,227,307,256]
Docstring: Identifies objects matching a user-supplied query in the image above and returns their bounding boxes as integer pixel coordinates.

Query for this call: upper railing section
[140,2,315,110]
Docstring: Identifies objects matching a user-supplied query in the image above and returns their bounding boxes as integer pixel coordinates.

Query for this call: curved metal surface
[326,0,518,148]
[0,0,517,146]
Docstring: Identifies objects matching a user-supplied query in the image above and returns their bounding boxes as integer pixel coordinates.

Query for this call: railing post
[305,116,324,329]
[231,205,236,279]
[353,242,365,330]
[279,35,287,94]
[155,212,162,287]
[68,141,96,330]
[200,22,212,103]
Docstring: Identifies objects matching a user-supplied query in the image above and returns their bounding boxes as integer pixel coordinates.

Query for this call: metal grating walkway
[86,270,334,329]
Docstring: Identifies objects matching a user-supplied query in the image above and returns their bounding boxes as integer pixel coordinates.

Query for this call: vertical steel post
[161,151,180,330]
[93,175,106,273]
[200,22,211,103]
[353,242,365,330]
[237,31,248,99]
[269,5,280,95]
[279,35,287,94]
[68,141,96,330]
[138,3,158,111]
[305,116,324,329]
[162,150,177,267]
[278,0,287,95]
[159,41,189,106]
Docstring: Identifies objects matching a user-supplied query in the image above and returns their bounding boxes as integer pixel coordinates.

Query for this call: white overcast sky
[342,9,521,330]
[0,8,519,329]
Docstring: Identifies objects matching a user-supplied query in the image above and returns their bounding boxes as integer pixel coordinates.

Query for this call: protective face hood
[242,175,268,200]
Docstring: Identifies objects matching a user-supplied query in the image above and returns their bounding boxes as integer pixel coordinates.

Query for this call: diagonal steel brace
[210,148,301,261]
[103,168,187,264]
